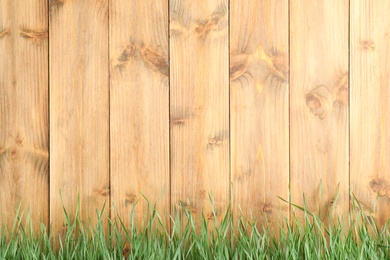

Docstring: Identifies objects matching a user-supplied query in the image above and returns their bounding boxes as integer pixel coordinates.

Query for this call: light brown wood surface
[290,0,349,222]
[170,0,229,223]
[350,0,390,225]
[2,0,390,235]
[110,0,169,227]
[49,0,109,238]
[230,0,289,230]
[0,0,48,233]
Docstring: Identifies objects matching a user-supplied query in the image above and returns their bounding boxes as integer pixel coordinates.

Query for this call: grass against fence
[0,195,389,259]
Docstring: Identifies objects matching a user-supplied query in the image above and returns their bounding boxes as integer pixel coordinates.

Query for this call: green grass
[1,195,390,259]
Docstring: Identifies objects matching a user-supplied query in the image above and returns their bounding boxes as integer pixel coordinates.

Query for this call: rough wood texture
[350,0,390,225]
[230,0,289,230]
[290,0,349,222]
[170,0,229,223]
[110,0,169,227]
[0,0,48,232]
[49,0,109,238]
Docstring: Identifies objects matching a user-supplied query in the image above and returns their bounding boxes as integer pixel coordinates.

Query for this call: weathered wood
[110,0,169,228]
[0,0,48,233]
[230,0,289,230]
[49,0,109,238]
[350,0,390,226]
[290,0,349,222]
[170,0,229,223]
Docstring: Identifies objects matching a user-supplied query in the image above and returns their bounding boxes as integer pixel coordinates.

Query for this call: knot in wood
[305,85,331,120]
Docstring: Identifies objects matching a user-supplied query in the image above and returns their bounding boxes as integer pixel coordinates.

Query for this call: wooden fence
[1,0,389,236]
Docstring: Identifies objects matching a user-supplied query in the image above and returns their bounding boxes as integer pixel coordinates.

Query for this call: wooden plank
[110,0,169,227]
[350,0,390,226]
[170,0,229,223]
[49,0,109,238]
[230,0,289,229]
[0,0,48,233]
[290,0,349,222]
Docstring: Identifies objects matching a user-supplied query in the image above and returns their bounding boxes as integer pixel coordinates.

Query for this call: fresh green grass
[1,195,390,259]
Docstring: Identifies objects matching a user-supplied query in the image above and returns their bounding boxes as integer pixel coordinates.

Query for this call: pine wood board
[350,0,390,225]
[230,0,289,230]
[170,0,229,223]
[110,0,170,228]
[49,0,109,238]
[290,0,349,223]
[0,0,49,233]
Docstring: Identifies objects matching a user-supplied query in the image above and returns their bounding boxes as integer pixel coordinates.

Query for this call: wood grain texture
[170,0,229,223]
[0,0,48,232]
[49,0,109,238]
[230,0,289,230]
[350,0,390,226]
[290,0,349,222]
[110,0,169,227]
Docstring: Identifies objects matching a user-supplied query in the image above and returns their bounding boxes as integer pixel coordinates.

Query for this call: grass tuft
[0,195,389,259]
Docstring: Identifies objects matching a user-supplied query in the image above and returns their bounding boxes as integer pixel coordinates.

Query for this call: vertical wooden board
[290,0,349,221]
[350,0,390,226]
[230,0,289,229]
[170,0,229,223]
[50,0,109,238]
[0,0,48,232]
[110,0,169,227]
